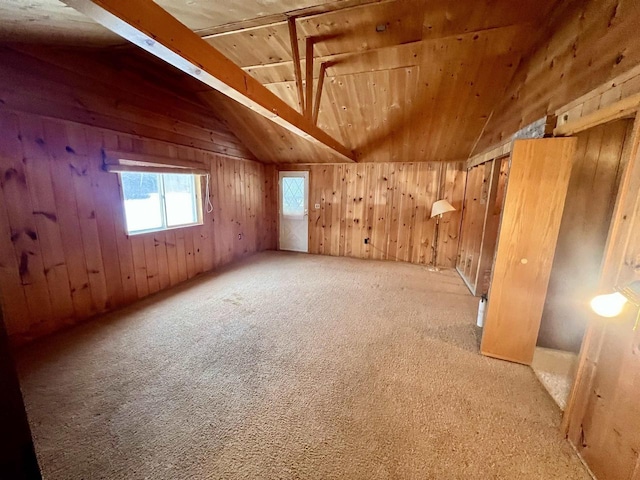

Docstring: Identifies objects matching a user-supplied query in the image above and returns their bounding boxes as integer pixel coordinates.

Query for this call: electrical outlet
[364,238,370,244]
[315,203,321,209]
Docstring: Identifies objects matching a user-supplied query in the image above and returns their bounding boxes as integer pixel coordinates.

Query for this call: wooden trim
[63,0,356,163]
[287,17,305,114]
[472,159,501,292]
[104,164,209,176]
[312,62,329,125]
[305,38,314,119]
[104,150,206,170]
[479,349,530,365]
[557,64,640,117]
[554,93,640,136]
[456,265,477,295]
[467,142,512,169]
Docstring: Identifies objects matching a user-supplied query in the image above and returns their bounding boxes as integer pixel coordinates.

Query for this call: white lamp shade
[431,199,456,218]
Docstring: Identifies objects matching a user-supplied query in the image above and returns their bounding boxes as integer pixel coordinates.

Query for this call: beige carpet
[532,347,579,411]
[17,251,589,480]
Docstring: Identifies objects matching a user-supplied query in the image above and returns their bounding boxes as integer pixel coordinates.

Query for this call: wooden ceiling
[0,0,564,163]
[0,0,383,45]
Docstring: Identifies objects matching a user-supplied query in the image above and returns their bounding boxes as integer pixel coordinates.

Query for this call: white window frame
[119,172,204,236]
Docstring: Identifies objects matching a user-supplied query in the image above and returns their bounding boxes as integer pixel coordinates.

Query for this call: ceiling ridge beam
[62,0,356,163]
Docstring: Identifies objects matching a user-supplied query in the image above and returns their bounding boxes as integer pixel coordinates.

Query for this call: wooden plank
[475,157,509,296]
[64,125,110,314]
[312,62,329,125]
[436,162,465,268]
[104,132,138,304]
[104,150,207,170]
[143,234,160,294]
[554,93,640,136]
[83,128,126,310]
[471,159,500,293]
[0,113,34,335]
[287,17,305,114]
[480,0,640,153]
[0,47,253,160]
[18,115,76,324]
[0,113,54,331]
[42,119,95,320]
[481,137,577,365]
[305,38,314,119]
[62,0,355,162]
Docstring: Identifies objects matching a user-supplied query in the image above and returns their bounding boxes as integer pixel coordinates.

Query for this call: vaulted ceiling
[0,0,564,163]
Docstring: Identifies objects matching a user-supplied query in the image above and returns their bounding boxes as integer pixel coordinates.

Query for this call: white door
[279,171,309,252]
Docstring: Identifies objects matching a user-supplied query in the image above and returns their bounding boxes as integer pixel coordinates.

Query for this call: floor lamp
[431,199,456,268]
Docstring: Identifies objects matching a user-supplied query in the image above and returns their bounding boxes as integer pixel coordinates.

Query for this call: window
[281,177,305,216]
[120,172,202,234]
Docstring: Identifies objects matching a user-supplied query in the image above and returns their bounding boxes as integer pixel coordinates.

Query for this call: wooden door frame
[456,153,510,296]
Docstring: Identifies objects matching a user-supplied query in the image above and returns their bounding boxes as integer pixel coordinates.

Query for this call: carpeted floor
[17,252,589,479]
[532,347,579,411]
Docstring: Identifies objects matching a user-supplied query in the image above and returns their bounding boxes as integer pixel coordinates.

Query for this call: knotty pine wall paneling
[279,162,465,267]
[0,111,276,344]
[564,113,640,480]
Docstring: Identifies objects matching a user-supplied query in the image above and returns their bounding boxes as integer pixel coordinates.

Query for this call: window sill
[125,221,204,237]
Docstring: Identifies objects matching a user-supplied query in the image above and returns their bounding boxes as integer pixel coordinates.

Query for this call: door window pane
[121,172,164,233]
[282,177,304,216]
[164,173,198,227]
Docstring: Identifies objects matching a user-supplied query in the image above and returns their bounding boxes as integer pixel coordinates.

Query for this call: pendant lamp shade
[430,199,456,218]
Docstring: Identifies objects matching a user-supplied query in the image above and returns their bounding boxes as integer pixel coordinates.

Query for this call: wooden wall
[564,111,640,479]
[279,162,465,268]
[0,45,255,160]
[0,110,276,344]
[457,157,509,295]
[478,0,640,153]
[538,119,631,352]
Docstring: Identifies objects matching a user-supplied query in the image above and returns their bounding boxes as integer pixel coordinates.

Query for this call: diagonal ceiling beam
[62,0,356,163]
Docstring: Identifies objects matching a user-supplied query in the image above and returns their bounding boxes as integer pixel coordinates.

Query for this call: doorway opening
[279,171,309,253]
[533,118,634,410]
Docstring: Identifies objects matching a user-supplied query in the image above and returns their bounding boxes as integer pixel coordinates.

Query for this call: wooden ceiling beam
[248,24,528,85]
[244,23,529,77]
[312,62,330,125]
[305,38,314,119]
[287,17,305,114]
[62,0,356,163]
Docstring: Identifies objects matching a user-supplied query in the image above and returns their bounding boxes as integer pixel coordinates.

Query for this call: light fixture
[590,280,640,325]
[430,199,456,218]
[430,199,456,267]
